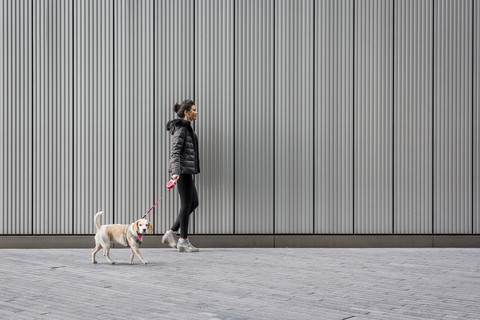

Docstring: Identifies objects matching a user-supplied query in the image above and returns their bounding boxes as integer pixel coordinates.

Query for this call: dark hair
[173,99,195,118]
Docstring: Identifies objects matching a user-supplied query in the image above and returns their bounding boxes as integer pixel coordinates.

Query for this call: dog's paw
[129,261,134,265]
[92,260,97,264]
[109,261,116,265]
[143,261,149,265]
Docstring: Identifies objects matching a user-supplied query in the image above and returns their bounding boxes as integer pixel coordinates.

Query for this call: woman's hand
[171,174,180,181]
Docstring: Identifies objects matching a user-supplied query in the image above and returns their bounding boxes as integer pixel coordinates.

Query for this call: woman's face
[185,105,198,121]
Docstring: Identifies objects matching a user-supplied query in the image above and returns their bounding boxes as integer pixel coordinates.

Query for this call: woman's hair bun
[173,103,181,113]
[173,99,195,118]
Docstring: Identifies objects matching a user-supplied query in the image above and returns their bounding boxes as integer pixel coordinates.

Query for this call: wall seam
[392,0,395,234]
[312,0,315,235]
[273,0,276,239]
[472,0,474,234]
[432,0,435,235]
[353,0,355,234]
[233,0,236,235]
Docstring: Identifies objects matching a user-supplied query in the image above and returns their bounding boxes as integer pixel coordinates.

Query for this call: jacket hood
[166,119,193,134]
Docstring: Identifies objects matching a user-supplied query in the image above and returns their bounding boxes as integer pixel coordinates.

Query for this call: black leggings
[170,174,198,239]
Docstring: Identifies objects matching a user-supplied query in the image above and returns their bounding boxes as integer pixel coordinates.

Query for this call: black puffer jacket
[166,119,200,175]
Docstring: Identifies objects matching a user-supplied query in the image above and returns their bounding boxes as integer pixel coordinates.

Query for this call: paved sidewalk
[0,248,479,319]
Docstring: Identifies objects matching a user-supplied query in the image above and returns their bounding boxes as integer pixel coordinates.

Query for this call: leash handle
[166,179,177,190]
[141,180,177,219]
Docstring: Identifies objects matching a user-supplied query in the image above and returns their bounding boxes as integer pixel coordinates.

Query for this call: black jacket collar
[166,119,193,134]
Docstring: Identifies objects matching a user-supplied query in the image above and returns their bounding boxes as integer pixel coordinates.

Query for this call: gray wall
[1,0,479,236]
[394,0,432,234]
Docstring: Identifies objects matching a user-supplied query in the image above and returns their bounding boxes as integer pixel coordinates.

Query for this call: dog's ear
[147,222,153,234]
[133,221,139,233]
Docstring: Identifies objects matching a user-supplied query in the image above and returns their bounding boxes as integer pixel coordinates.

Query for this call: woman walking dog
[162,100,200,252]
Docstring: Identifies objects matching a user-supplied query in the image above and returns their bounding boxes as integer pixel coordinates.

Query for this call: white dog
[92,211,153,265]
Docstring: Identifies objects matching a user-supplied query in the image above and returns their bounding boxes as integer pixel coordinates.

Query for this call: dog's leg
[129,249,135,265]
[103,244,116,265]
[99,234,115,264]
[92,239,102,264]
[103,246,115,264]
[131,246,149,265]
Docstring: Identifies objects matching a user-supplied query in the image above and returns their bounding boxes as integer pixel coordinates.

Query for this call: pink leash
[141,179,177,219]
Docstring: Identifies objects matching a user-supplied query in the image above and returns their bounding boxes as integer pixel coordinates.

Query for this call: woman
[162,99,200,252]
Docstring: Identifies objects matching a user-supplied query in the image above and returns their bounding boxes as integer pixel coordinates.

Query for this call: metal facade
[33,0,73,234]
[114,0,154,225]
[354,0,393,233]
[1,0,33,234]
[315,0,354,234]
[73,0,114,234]
[0,0,478,236]
[275,0,314,234]
[434,0,472,233]
[195,0,234,234]
[154,0,194,234]
[393,0,433,234]
[474,0,479,234]
[235,0,274,234]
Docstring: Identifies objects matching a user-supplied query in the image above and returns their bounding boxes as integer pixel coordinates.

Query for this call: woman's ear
[148,222,153,234]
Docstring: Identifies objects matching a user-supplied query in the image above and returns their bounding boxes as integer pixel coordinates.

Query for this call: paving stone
[0,248,479,319]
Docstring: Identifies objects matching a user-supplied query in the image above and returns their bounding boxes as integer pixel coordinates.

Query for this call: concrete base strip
[0,235,479,248]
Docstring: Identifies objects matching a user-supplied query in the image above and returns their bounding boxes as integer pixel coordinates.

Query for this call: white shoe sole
[177,246,199,253]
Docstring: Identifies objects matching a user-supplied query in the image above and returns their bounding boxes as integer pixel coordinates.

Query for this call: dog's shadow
[93,262,152,266]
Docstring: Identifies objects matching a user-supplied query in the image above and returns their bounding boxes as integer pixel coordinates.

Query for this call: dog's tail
[94,211,103,230]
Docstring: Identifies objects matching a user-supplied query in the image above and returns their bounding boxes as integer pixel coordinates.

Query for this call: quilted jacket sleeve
[169,127,187,175]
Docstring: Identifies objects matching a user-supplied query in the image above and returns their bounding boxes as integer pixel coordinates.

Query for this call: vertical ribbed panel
[2,0,479,237]
[33,0,73,234]
[73,0,113,234]
[154,0,194,233]
[475,0,479,234]
[114,0,153,224]
[275,0,313,234]
[315,0,353,234]
[0,0,33,234]
[394,0,433,234]
[0,0,3,233]
[235,0,274,234]
[355,0,393,234]
[434,0,472,234]
[195,0,234,234]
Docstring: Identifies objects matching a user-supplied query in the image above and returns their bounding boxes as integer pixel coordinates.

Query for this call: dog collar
[123,225,143,248]
[130,230,143,244]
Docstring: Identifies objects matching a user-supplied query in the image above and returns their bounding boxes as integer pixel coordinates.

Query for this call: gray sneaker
[177,238,199,253]
[161,230,177,248]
